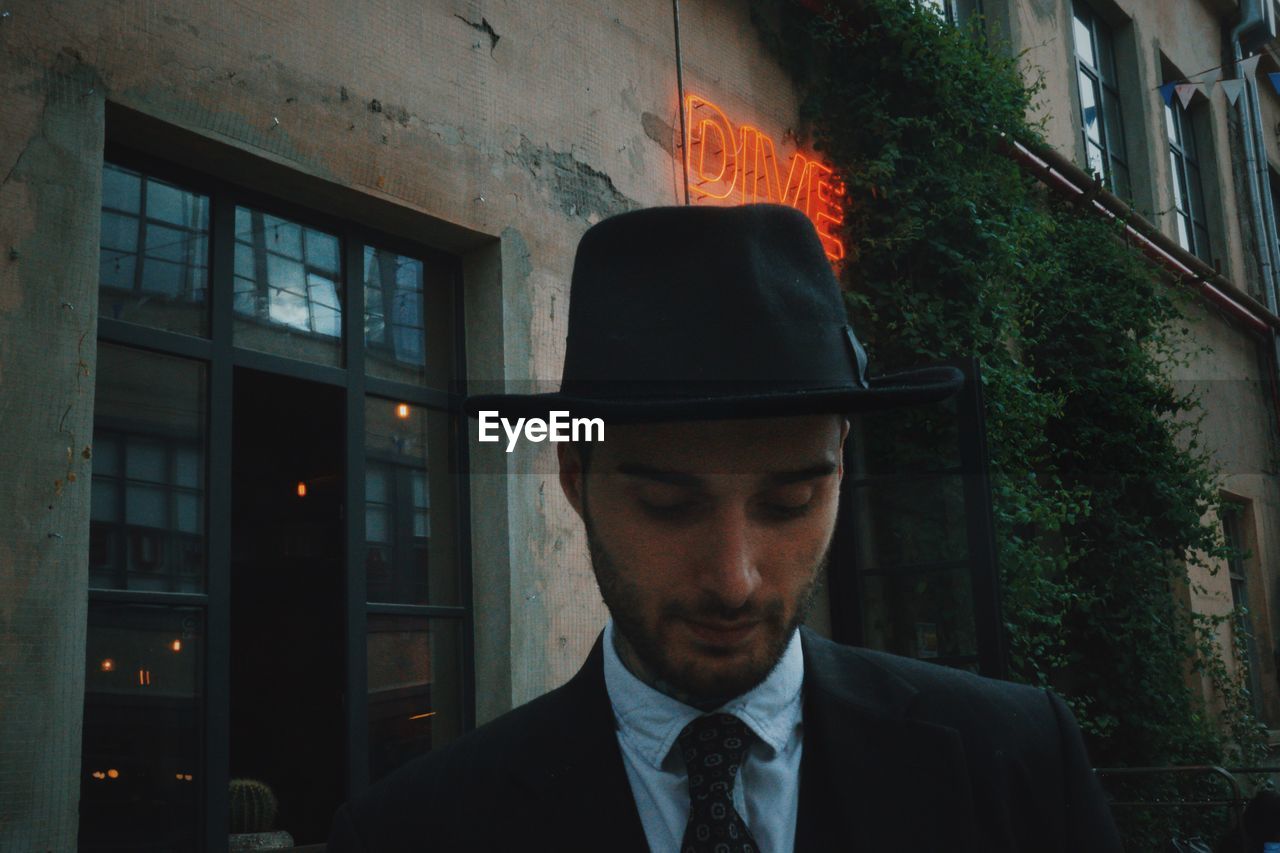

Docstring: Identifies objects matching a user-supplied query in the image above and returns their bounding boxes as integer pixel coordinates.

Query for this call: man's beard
[584,512,827,707]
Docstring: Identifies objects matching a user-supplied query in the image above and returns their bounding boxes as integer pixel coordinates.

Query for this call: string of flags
[1158,54,1273,108]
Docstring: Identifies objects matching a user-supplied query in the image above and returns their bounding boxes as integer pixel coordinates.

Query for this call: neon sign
[684,94,846,261]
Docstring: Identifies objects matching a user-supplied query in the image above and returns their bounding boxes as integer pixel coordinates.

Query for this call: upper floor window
[1072,2,1131,198]
[1165,97,1212,262]
[917,0,982,27]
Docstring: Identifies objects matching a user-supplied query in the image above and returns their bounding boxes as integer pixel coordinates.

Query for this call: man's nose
[700,510,762,610]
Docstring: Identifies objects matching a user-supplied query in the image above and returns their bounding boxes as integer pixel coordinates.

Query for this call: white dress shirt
[602,620,805,853]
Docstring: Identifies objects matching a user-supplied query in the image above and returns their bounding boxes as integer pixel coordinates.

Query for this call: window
[917,0,982,27]
[1071,2,1131,198]
[1222,504,1264,716]
[85,149,471,849]
[1165,96,1212,262]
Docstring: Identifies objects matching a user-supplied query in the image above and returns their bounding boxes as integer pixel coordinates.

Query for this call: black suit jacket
[328,628,1123,851]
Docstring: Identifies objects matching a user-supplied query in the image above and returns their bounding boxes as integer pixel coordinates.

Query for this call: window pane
[365,399,458,605]
[80,604,203,851]
[860,569,978,660]
[364,246,451,386]
[1072,9,1094,66]
[367,615,463,784]
[99,163,209,335]
[234,205,343,366]
[850,475,969,571]
[92,344,207,593]
[1078,70,1101,146]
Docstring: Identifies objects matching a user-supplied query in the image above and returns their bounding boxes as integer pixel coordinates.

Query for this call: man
[327,204,1123,851]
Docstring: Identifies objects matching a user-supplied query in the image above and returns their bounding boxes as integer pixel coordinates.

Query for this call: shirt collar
[602,620,805,771]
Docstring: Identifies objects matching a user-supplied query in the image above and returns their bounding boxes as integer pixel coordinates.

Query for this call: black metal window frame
[1071,1,1132,198]
[1164,96,1213,263]
[91,142,475,852]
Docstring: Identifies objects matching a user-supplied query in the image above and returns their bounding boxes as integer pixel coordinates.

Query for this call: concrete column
[0,59,104,849]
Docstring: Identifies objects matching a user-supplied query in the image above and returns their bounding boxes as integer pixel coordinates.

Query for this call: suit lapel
[797,629,982,852]
[512,636,650,852]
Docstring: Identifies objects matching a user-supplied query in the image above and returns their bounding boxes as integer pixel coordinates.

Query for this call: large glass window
[89,153,471,849]
[1223,504,1264,716]
[1072,2,1131,198]
[1165,97,1213,263]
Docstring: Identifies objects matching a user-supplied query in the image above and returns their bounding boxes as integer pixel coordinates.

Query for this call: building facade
[3,0,1280,850]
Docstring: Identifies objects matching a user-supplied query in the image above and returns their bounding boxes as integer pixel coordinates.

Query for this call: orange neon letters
[684,93,845,262]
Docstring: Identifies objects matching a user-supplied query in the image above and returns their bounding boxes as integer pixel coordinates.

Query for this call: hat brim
[463,365,965,424]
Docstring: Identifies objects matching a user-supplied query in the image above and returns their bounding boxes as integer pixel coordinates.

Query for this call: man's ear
[558,442,587,521]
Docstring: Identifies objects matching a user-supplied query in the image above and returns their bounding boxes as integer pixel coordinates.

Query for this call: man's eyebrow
[765,462,838,486]
[615,463,703,487]
[614,461,838,486]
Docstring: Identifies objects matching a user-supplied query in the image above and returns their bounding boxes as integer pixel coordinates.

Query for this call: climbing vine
[752,0,1270,847]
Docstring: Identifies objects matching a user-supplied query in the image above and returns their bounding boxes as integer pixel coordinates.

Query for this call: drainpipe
[1230,0,1280,427]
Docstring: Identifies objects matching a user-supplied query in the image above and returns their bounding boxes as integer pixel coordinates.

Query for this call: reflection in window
[80,604,203,850]
[367,615,462,783]
[1072,2,1131,198]
[364,399,456,606]
[91,344,206,594]
[99,162,210,335]
[233,207,342,365]
[1165,98,1212,262]
[365,247,426,377]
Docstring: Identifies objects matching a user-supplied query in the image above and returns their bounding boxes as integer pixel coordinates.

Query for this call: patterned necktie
[677,713,760,853]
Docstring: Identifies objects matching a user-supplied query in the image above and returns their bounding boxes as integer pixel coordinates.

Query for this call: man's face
[558,415,847,706]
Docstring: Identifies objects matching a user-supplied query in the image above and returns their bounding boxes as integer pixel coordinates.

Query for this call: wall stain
[641,111,675,156]
[509,135,637,222]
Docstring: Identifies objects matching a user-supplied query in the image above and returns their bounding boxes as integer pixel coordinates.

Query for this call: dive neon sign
[684,93,846,261]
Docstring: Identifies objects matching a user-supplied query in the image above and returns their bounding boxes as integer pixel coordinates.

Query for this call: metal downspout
[1230,1,1280,431]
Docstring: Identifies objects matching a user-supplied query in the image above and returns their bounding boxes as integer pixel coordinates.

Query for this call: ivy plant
[752,0,1271,847]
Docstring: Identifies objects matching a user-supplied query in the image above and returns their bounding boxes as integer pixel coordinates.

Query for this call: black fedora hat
[464,203,962,422]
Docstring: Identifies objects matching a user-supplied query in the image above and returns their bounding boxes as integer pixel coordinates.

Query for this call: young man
[327,204,1123,851]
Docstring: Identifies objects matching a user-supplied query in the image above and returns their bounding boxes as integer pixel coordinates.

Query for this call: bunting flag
[1175,82,1201,108]
[1221,78,1246,105]
[1240,54,1262,79]
[1159,81,1179,106]
[1270,72,1280,96]
[1200,67,1221,93]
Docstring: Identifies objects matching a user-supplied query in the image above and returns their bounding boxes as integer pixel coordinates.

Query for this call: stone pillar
[0,58,104,850]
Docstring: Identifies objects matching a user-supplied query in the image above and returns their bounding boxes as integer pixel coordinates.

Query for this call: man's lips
[681,617,761,647]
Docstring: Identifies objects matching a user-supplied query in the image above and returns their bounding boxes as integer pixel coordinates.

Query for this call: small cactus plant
[229,778,278,834]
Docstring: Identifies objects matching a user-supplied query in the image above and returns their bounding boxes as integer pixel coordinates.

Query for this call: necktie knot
[677,714,759,853]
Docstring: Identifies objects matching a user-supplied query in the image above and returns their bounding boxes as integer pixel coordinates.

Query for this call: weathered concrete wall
[0,52,104,850]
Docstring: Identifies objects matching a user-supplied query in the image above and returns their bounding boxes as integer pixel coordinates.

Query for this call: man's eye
[639,500,696,519]
[759,501,813,521]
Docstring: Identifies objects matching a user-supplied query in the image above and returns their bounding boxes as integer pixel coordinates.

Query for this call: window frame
[88,142,475,851]
[1071,1,1132,199]
[1164,97,1213,263]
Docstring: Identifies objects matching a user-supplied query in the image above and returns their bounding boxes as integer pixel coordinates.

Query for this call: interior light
[171,639,182,653]
[92,771,106,780]
[396,403,410,419]
[408,711,437,721]
[100,658,114,672]
[184,773,193,781]
[296,482,307,498]
[106,769,119,779]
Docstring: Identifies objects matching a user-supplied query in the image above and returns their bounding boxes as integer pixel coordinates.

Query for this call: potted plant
[228,778,294,851]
